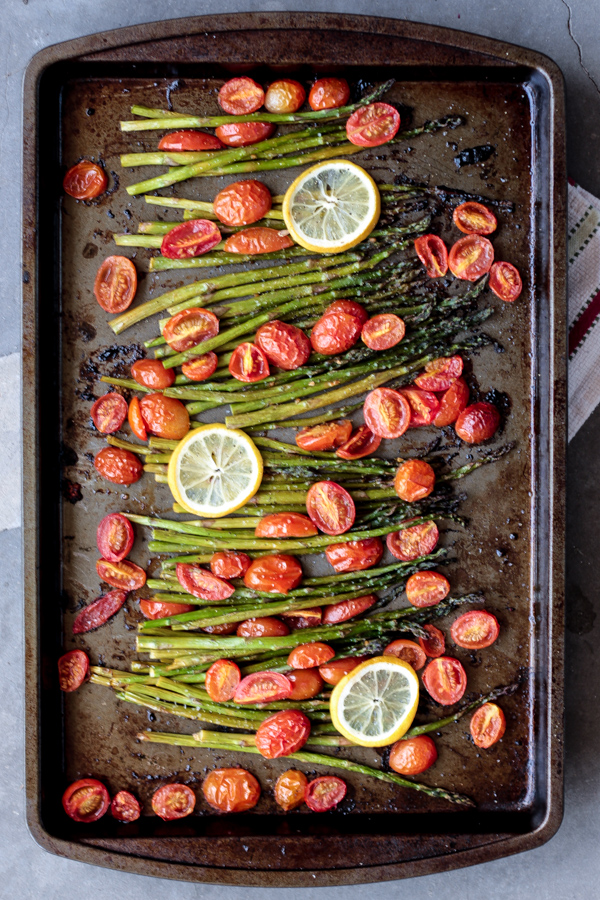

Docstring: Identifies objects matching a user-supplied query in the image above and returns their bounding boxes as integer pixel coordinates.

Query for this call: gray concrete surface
[3,0,599,895]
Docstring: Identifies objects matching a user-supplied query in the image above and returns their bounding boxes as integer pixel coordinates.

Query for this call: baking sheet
[22,12,566,885]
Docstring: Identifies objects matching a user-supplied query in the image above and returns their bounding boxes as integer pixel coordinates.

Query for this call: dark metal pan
[22,12,566,885]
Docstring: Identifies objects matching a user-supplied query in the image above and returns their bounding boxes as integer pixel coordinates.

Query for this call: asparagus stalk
[125,115,461,194]
[137,730,473,807]
[121,83,394,130]
[124,127,347,196]
[149,245,309,272]
[109,248,381,334]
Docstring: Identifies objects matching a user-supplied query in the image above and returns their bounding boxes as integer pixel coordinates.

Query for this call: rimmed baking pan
[22,12,566,885]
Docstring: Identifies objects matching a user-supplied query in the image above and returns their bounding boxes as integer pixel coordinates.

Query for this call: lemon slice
[330,656,419,747]
[167,424,263,517]
[282,160,380,253]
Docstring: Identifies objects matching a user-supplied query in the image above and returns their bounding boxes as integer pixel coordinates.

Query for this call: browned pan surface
[22,12,566,885]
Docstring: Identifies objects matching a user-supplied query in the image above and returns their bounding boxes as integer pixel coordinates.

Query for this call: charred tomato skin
[389,735,438,775]
[202,768,261,813]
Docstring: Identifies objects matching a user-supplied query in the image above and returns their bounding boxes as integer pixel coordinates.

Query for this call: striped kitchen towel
[568,179,600,441]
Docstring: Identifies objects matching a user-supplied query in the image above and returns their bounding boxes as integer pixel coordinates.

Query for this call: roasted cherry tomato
[110,790,141,823]
[414,234,449,278]
[346,102,400,147]
[306,481,355,535]
[243,554,303,594]
[72,590,127,634]
[58,649,90,691]
[455,401,500,443]
[255,320,311,370]
[296,420,352,452]
[218,76,264,114]
[203,621,238,635]
[158,130,224,151]
[383,639,426,671]
[361,313,405,350]
[287,668,324,700]
[210,550,251,579]
[97,558,146,591]
[305,775,347,811]
[229,342,270,382]
[281,607,322,630]
[363,387,411,439]
[94,256,137,314]
[288,642,334,669]
[94,447,143,485]
[310,310,362,355]
[274,770,308,811]
[234,672,292,704]
[470,703,506,748]
[325,539,383,573]
[90,392,127,434]
[97,513,135,563]
[386,519,439,562]
[237,617,290,637]
[139,599,194,619]
[255,710,311,758]
[448,234,494,281]
[401,388,440,427]
[152,783,196,820]
[139,393,189,441]
[414,356,464,392]
[324,299,368,324]
[450,610,500,649]
[202,768,260,813]
[176,563,235,601]
[161,219,222,259]
[213,180,272,225]
[336,424,381,460]
[422,656,467,705]
[215,121,275,147]
[205,658,241,702]
[224,227,295,255]
[394,459,435,502]
[453,201,497,235]
[319,656,364,685]
[128,396,147,441]
[131,358,175,389]
[62,779,110,822]
[255,513,318,538]
[181,352,219,382]
[322,594,377,625]
[308,78,350,111]
[63,160,107,200]
[418,624,446,658]
[163,307,219,352]
[433,377,470,427]
[489,261,523,302]
[265,79,306,113]
[406,571,450,608]
[389,735,438,775]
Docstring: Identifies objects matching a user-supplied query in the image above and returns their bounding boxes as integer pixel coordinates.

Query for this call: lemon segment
[330,656,419,747]
[282,160,381,254]
[167,424,263,517]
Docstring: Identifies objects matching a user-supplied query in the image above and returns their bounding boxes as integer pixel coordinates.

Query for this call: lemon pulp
[282,160,380,254]
[167,424,263,517]
[330,656,419,747]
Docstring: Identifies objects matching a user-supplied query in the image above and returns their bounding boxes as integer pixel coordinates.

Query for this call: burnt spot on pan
[78,321,97,342]
[78,342,144,399]
[454,144,495,168]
